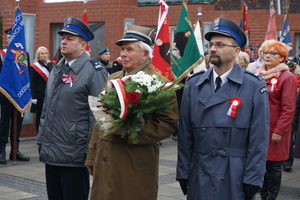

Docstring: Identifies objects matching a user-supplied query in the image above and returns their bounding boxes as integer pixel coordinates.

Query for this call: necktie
[64,63,69,67]
[215,76,222,92]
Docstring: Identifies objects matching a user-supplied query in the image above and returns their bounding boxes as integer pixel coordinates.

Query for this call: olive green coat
[85,60,179,200]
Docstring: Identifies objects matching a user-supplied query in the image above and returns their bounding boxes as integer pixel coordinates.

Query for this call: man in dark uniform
[176,17,270,200]
[37,17,108,200]
[0,28,30,164]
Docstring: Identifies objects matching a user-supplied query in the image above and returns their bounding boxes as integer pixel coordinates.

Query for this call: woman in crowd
[30,46,53,132]
[247,39,275,74]
[257,41,296,200]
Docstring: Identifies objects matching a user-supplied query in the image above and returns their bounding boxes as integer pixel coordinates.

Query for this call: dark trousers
[0,100,23,144]
[260,161,283,200]
[35,112,41,132]
[283,133,295,167]
[45,164,90,200]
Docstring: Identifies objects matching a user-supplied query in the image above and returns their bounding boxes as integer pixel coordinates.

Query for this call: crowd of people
[1,14,300,200]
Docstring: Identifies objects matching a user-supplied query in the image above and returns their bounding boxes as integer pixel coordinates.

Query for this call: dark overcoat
[176,64,269,200]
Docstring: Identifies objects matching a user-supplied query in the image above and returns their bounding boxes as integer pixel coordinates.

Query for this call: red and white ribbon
[269,77,279,92]
[62,74,74,87]
[227,97,242,117]
[109,79,128,120]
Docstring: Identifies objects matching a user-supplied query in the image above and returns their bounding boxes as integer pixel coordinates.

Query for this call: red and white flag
[151,0,172,81]
[265,1,277,41]
[82,6,91,54]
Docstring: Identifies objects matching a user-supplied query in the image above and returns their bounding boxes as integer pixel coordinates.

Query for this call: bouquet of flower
[89,71,182,144]
[287,59,300,75]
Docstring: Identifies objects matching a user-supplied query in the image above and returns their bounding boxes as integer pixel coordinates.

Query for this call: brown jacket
[85,60,179,200]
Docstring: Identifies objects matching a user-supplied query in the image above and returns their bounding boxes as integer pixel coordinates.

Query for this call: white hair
[235,51,250,64]
[138,41,153,59]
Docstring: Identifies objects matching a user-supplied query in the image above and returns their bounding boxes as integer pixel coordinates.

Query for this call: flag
[151,0,172,81]
[279,14,292,51]
[0,7,31,114]
[242,1,250,54]
[82,6,91,53]
[193,20,206,73]
[171,3,203,81]
[265,1,277,41]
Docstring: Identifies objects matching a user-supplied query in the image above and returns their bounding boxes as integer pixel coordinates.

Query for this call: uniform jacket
[176,64,270,200]
[85,60,179,200]
[29,60,52,113]
[37,53,108,167]
[267,70,296,161]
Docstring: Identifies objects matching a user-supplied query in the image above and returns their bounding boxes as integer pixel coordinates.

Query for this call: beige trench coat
[85,60,179,200]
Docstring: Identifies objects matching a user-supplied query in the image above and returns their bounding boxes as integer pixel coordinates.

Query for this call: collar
[195,63,244,86]
[123,59,150,76]
[65,59,76,67]
[213,67,232,86]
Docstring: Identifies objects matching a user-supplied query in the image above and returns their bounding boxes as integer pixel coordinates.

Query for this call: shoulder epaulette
[187,70,205,81]
[245,70,264,81]
[89,59,104,71]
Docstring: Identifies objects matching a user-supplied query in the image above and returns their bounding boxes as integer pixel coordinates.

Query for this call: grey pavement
[0,137,300,200]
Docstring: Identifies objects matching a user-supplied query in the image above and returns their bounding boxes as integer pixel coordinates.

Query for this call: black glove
[243,183,260,200]
[178,179,189,195]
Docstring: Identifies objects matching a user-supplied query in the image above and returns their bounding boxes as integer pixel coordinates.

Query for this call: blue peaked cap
[205,17,247,48]
[58,17,94,42]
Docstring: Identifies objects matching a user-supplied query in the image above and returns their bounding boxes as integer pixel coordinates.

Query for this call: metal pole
[12,108,17,164]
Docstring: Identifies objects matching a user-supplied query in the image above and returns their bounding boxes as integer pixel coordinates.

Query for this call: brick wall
[0,0,300,138]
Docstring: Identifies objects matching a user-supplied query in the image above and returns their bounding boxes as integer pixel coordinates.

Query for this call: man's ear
[144,49,149,57]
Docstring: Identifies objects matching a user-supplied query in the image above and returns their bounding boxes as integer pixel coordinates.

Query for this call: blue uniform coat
[176,64,270,200]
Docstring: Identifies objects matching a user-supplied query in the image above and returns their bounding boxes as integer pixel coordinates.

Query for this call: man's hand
[178,179,189,195]
[243,183,260,200]
[86,166,93,176]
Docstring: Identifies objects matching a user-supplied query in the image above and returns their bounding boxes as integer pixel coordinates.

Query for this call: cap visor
[205,31,234,41]
[58,29,79,36]
[116,38,139,46]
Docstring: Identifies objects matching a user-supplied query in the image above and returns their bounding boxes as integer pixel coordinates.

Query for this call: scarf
[257,63,289,81]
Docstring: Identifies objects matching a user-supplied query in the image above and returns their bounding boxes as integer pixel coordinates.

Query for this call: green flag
[172,3,203,81]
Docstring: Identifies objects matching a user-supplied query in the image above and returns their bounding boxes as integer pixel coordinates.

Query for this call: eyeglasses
[263,51,280,57]
[205,42,238,49]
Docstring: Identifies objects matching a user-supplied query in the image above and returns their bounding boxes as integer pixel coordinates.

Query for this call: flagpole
[13,0,20,164]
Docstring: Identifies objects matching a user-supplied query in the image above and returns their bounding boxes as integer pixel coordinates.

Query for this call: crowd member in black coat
[98,47,112,74]
[29,46,53,132]
[111,57,123,73]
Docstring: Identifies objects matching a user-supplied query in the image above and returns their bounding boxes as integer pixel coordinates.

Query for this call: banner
[171,3,202,81]
[0,7,31,114]
[151,0,172,81]
[242,2,250,54]
[82,6,91,53]
[279,14,292,51]
[265,1,277,41]
[193,20,206,73]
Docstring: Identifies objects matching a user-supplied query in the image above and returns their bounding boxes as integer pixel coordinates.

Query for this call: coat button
[201,127,206,132]
[102,158,107,162]
[221,176,225,180]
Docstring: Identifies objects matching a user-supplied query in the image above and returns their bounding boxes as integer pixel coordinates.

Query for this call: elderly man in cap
[85,24,179,200]
[37,17,108,200]
[176,17,270,200]
[98,47,112,74]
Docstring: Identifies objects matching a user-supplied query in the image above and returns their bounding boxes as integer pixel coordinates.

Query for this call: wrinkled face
[263,49,284,69]
[60,33,86,61]
[120,41,148,73]
[99,52,110,62]
[208,35,240,67]
[39,49,49,63]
